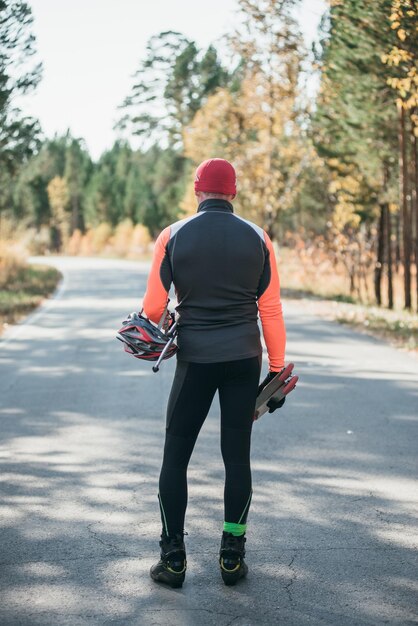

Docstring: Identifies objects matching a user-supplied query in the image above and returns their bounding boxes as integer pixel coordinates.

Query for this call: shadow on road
[0,259,417,625]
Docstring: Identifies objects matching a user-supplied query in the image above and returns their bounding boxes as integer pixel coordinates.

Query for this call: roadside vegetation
[0,245,61,334]
[334,305,417,351]
[283,290,418,353]
[280,246,417,352]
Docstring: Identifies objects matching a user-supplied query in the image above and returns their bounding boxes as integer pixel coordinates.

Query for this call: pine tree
[313,0,400,306]
[382,0,418,309]
[47,176,69,250]
[118,32,228,149]
[0,0,42,217]
[117,32,195,146]
[64,137,92,233]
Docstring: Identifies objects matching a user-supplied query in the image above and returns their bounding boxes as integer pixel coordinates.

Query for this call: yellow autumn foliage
[112,219,134,256]
[382,0,418,129]
[131,223,152,253]
[91,222,113,253]
[183,73,305,232]
[67,229,83,255]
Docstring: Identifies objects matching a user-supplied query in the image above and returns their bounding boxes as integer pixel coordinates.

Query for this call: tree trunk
[349,268,355,296]
[395,210,401,273]
[398,101,412,309]
[411,111,418,312]
[71,196,79,234]
[385,203,394,309]
[374,203,385,306]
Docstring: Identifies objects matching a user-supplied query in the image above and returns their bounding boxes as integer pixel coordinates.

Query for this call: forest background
[1,0,417,343]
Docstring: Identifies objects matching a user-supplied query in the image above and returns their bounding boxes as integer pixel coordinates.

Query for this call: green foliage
[5,131,188,242]
[313,0,399,215]
[123,145,188,236]
[85,141,139,227]
[118,31,228,148]
[280,157,333,233]
[0,0,42,212]
[142,146,188,236]
[64,138,92,231]
[13,134,91,231]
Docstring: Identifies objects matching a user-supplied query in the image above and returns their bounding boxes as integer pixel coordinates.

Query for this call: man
[142,158,286,587]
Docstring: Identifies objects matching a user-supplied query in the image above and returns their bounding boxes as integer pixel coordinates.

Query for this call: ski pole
[152,322,178,373]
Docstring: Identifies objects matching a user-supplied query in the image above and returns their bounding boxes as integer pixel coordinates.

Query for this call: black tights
[158,356,261,536]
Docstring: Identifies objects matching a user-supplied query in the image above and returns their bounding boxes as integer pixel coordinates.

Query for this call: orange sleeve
[142,226,171,324]
[257,232,286,371]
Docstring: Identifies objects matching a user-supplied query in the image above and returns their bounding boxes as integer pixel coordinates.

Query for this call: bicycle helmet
[116,311,177,362]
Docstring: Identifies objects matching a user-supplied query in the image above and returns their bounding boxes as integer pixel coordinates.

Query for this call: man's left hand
[258,369,286,413]
[266,395,286,413]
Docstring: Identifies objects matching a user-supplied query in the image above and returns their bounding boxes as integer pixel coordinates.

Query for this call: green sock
[223,521,246,536]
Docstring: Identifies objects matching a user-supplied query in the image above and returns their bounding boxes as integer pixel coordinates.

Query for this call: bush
[0,261,61,331]
[67,229,83,255]
[112,219,134,257]
[26,227,51,256]
[0,243,27,289]
[91,222,113,254]
[130,223,152,255]
[80,230,94,256]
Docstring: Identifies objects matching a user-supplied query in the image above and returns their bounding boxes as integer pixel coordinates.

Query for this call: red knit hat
[194,158,237,195]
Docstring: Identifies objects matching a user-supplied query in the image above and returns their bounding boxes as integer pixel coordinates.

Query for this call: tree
[13,134,91,234]
[13,137,65,228]
[64,136,92,233]
[47,176,69,250]
[117,32,195,147]
[0,0,42,224]
[231,0,305,239]
[137,145,188,236]
[183,0,306,240]
[313,0,401,307]
[85,141,133,226]
[118,31,228,149]
[382,0,418,309]
[0,0,42,176]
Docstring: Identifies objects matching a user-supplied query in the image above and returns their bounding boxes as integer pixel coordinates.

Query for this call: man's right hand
[161,310,175,333]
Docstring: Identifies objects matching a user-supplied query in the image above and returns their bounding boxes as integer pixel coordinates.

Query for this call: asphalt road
[0,256,417,626]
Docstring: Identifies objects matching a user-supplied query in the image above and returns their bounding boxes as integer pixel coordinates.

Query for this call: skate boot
[150,532,187,588]
[219,531,248,586]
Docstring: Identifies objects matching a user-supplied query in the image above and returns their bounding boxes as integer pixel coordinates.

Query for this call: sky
[18,0,327,160]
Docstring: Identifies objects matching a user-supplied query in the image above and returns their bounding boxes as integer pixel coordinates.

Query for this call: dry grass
[279,247,418,353]
[65,221,153,258]
[278,246,354,302]
[279,246,417,310]
[0,243,27,288]
[0,243,61,334]
[334,305,418,352]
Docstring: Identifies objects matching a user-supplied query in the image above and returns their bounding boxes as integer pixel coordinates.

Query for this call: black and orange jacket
[143,198,286,371]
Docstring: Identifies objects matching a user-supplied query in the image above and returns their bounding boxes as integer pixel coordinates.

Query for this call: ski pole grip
[152,333,176,373]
